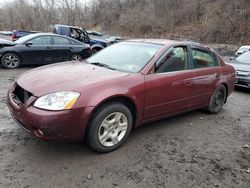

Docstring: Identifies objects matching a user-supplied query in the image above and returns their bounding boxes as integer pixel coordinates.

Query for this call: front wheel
[87,103,133,153]
[1,53,21,69]
[206,85,227,114]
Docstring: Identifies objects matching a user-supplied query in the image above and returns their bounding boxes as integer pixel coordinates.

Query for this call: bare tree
[0,0,249,44]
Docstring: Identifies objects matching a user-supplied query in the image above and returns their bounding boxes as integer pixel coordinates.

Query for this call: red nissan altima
[7,39,236,152]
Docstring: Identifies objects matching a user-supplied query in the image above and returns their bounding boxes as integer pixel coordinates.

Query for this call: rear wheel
[1,53,21,69]
[206,85,227,114]
[87,102,133,153]
[70,54,83,61]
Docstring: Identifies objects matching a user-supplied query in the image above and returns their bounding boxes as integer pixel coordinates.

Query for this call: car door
[51,36,72,62]
[143,46,194,120]
[190,47,222,107]
[21,36,53,64]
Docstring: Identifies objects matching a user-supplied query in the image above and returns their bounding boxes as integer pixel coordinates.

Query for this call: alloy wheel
[3,54,20,68]
[98,112,128,147]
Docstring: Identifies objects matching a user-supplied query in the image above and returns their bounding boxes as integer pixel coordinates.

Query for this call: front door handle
[184,81,193,86]
[173,80,192,86]
[46,46,52,49]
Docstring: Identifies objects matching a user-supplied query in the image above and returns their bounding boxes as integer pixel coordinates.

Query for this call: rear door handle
[46,46,52,49]
[215,73,221,78]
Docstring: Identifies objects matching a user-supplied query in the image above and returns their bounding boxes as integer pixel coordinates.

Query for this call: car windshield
[236,51,250,64]
[87,42,162,73]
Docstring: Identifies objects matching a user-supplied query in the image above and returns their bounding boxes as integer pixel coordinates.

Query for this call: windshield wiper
[90,62,116,70]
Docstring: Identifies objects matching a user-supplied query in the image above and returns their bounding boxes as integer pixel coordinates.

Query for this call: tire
[91,48,101,54]
[206,85,227,114]
[87,102,133,153]
[1,53,21,69]
[70,54,83,61]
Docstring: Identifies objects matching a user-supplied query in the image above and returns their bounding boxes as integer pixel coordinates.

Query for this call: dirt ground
[0,66,250,188]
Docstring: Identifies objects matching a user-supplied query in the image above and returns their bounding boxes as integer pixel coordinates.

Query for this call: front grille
[12,84,32,104]
[237,70,250,77]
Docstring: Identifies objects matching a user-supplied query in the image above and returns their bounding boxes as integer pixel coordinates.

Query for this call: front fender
[74,74,145,126]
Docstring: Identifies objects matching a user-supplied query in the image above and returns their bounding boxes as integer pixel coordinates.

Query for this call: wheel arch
[221,82,229,103]
[1,51,22,68]
[1,51,22,63]
[91,45,104,51]
[86,96,137,136]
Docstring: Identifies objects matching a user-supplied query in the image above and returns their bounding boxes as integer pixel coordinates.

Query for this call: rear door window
[191,48,218,68]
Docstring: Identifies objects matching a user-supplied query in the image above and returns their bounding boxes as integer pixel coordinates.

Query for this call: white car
[235,45,250,56]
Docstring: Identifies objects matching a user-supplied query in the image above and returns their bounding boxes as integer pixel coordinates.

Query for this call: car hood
[229,60,250,72]
[0,39,15,47]
[17,61,130,97]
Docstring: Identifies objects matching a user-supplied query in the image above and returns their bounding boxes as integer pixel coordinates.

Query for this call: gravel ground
[0,67,250,188]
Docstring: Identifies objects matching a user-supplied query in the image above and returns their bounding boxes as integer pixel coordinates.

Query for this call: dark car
[0,33,91,69]
[7,39,235,153]
[229,51,250,88]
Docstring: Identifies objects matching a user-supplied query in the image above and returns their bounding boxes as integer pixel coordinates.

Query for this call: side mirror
[25,42,33,46]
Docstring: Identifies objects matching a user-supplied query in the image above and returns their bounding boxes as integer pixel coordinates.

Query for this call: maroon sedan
[7,39,235,152]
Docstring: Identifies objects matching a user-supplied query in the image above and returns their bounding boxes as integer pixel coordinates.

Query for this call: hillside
[0,0,249,44]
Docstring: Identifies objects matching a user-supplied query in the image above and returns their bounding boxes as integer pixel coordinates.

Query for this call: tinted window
[61,27,69,35]
[192,48,218,68]
[53,36,70,45]
[29,36,51,45]
[156,47,188,73]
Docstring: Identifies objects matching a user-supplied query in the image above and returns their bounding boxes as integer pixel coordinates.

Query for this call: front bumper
[235,76,250,88]
[7,84,94,141]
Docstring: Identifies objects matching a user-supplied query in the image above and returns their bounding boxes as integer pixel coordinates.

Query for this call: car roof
[238,45,250,49]
[14,33,85,45]
[55,24,81,30]
[128,38,202,47]
[26,33,66,37]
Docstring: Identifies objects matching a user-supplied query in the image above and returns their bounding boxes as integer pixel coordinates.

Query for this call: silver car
[229,51,250,88]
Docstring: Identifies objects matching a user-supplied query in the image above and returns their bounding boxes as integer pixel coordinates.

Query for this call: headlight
[34,92,80,110]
